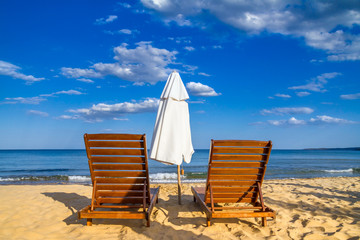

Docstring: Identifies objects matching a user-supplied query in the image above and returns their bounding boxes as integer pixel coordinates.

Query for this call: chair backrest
[84,133,151,205]
[204,140,272,204]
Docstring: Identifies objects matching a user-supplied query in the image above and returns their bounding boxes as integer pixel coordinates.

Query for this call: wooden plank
[97,197,144,204]
[89,149,144,156]
[212,155,266,161]
[212,147,268,154]
[96,184,144,190]
[93,171,146,178]
[206,197,255,203]
[213,140,270,147]
[147,187,160,219]
[80,210,146,219]
[87,141,144,148]
[211,162,263,168]
[209,180,259,186]
[87,134,144,141]
[210,175,259,180]
[212,186,257,192]
[92,163,145,171]
[95,177,146,184]
[207,192,255,199]
[90,156,145,163]
[210,168,262,174]
[212,211,275,218]
[96,190,144,197]
[93,205,144,209]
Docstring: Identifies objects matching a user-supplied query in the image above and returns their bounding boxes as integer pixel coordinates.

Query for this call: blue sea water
[0,149,359,184]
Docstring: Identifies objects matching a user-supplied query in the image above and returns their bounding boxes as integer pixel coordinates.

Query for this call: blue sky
[0,0,359,149]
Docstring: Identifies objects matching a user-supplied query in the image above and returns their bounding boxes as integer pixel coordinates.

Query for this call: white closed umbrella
[150,71,194,204]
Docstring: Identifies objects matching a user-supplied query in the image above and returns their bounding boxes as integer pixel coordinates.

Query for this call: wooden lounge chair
[191,140,275,226]
[78,133,160,227]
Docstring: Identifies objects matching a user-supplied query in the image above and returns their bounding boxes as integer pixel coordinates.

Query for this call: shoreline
[1,177,359,239]
[0,175,359,185]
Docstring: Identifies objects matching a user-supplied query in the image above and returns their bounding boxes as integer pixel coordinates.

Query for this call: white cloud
[77,78,94,83]
[340,93,360,100]
[95,15,118,25]
[0,60,45,84]
[186,82,221,97]
[267,115,357,126]
[40,90,83,97]
[3,89,83,105]
[184,46,195,51]
[141,1,360,61]
[309,115,357,124]
[275,93,291,98]
[27,110,49,117]
[57,115,79,120]
[118,3,131,8]
[64,98,159,122]
[61,42,179,84]
[188,100,205,104]
[61,67,103,78]
[4,97,46,105]
[113,118,129,121]
[296,91,311,97]
[260,107,314,115]
[198,72,211,77]
[119,29,132,34]
[268,117,306,126]
[289,72,341,92]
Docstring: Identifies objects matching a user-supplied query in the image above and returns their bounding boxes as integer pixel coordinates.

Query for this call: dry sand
[0,177,359,240]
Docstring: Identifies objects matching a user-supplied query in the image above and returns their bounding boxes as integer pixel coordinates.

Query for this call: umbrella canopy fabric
[150,71,194,166]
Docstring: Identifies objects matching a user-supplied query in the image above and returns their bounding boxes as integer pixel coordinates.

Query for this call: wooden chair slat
[93,171,146,178]
[95,177,146,184]
[86,134,144,140]
[96,184,144,190]
[212,155,266,161]
[209,180,259,186]
[89,149,144,156]
[92,163,145,171]
[213,140,270,147]
[208,192,256,198]
[90,156,145,163]
[211,162,263,168]
[97,197,145,204]
[210,168,262,174]
[212,147,269,154]
[96,190,144,197]
[87,141,144,148]
[206,197,256,203]
[212,186,257,192]
[210,175,260,180]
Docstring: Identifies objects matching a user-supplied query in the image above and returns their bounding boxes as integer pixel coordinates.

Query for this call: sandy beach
[0,177,359,240]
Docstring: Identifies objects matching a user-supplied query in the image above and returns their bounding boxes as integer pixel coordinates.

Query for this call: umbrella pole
[177,165,182,205]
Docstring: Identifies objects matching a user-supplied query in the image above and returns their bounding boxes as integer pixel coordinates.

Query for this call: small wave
[68,176,91,182]
[149,173,178,180]
[0,168,76,173]
[324,169,353,173]
[0,175,69,182]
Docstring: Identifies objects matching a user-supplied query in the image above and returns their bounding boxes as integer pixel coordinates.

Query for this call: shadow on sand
[42,191,214,239]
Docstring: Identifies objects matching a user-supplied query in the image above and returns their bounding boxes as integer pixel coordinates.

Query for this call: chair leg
[87,218,92,226]
[193,196,196,202]
[146,218,150,227]
[206,218,211,227]
[262,217,267,227]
